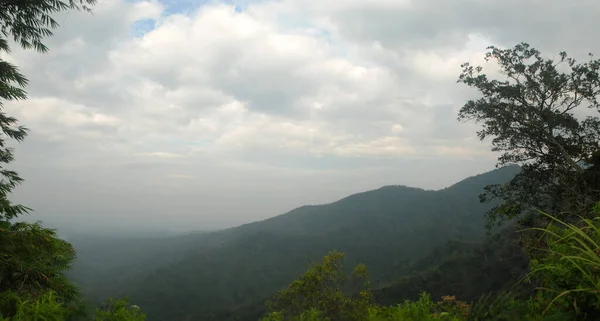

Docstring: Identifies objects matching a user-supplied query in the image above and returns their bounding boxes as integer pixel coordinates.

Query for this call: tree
[0,0,97,221]
[93,298,147,321]
[457,42,600,228]
[263,251,372,321]
[0,222,86,319]
[0,290,74,321]
[0,0,96,318]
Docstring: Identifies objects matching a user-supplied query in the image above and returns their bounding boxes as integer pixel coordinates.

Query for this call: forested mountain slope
[78,165,519,321]
[210,224,530,321]
[372,226,530,306]
[67,232,207,304]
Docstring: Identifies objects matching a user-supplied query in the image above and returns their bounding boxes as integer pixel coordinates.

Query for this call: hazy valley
[65,165,528,320]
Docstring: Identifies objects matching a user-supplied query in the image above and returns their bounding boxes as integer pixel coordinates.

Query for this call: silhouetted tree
[458,42,600,228]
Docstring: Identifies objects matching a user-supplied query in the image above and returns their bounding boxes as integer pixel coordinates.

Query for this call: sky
[2,0,600,232]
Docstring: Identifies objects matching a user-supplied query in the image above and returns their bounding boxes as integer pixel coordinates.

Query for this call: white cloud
[134,152,185,158]
[168,174,193,179]
[391,124,404,134]
[4,0,598,230]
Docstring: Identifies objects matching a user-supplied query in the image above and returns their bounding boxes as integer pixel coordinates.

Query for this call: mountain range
[66,165,527,321]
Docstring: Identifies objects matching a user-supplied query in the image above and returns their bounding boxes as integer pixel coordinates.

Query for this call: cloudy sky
[3,0,599,232]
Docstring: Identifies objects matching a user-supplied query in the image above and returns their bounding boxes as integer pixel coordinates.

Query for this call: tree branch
[0,0,29,7]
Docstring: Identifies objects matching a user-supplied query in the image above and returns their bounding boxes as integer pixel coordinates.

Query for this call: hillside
[65,165,519,321]
[67,232,207,304]
[372,226,530,306]
[208,225,530,321]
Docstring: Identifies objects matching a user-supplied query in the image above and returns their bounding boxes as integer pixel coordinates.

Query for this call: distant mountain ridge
[67,165,521,321]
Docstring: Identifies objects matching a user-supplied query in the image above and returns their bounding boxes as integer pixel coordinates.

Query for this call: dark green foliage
[93,298,146,321]
[259,206,600,321]
[0,291,73,321]
[0,221,84,318]
[260,253,471,321]
[372,227,530,308]
[454,202,600,321]
[260,292,470,321]
[458,42,600,228]
[263,251,372,321]
[466,291,547,321]
[366,293,469,321]
[0,42,30,221]
[523,203,600,319]
[216,225,531,321]
[0,292,147,321]
[0,0,96,52]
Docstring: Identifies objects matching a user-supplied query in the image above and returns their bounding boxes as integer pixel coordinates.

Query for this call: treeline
[258,202,600,320]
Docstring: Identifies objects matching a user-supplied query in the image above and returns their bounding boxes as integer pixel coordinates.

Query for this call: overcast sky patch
[5,0,599,232]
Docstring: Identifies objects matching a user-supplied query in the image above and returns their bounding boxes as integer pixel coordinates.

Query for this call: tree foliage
[0,0,96,52]
[93,298,147,321]
[0,222,78,297]
[0,290,74,321]
[0,0,101,319]
[524,202,600,319]
[458,42,600,228]
[0,221,85,318]
[261,252,473,321]
[0,0,97,221]
[263,251,373,321]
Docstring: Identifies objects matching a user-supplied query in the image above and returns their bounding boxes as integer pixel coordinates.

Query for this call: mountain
[372,225,530,306]
[210,225,530,321]
[67,231,211,305]
[67,165,521,321]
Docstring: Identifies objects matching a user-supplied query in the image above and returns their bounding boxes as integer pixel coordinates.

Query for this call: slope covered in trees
[204,222,530,321]
[255,201,600,321]
[66,232,205,307]
[65,165,520,321]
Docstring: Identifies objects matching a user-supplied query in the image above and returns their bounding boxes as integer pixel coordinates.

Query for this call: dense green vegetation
[258,202,600,321]
[1,1,599,320]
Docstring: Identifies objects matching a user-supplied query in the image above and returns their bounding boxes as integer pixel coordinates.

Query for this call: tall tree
[0,0,97,221]
[457,43,600,228]
[0,0,96,318]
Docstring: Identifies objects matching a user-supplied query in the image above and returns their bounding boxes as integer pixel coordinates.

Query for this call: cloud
[168,174,193,179]
[3,0,598,230]
[134,152,186,158]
